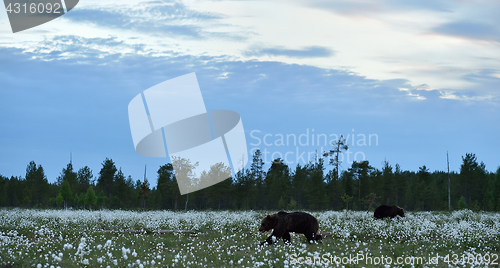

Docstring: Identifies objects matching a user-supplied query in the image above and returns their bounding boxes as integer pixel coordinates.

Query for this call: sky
[1,0,499,187]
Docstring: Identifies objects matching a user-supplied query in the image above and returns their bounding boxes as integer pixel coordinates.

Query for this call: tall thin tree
[323,135,349,180]
[447,151,450,212]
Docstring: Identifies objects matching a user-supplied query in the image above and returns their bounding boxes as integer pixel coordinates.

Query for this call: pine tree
[5,176,24,206]
[202,162,232,210]
[291,165,307,209]
[57,163,78,193]
[457,196,467,210]
[341,170,354,201]
[349,160,374,210]
[415,166,432,210]
[96,191,107,209]
[77,166,93,194]
[460,153,487,209]
[250,149,266,209]
[156,163,175,209]
[96,158,117,199]
[25,161,49,207]
[490,167,500,211]
[278,196,286,209]
[56,193,64,207]
[238,168,254,210]
[85,186,97,210]
[323,135,349,180]
[59,181,73,209]
[381,161,394,205]
[394,164,407,207]
[114,169,128,208]
[265,159,290,209]
[0,175,7,206]
[306,159,326,210]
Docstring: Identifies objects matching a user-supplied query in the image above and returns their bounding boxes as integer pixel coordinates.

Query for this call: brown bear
[374,205,405,219]
[259,211,322,245]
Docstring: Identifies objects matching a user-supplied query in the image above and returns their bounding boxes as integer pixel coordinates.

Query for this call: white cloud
[1,0,499,102]
[184,0,500,99]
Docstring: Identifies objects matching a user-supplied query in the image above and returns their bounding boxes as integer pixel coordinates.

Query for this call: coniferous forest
[1,150,499,212]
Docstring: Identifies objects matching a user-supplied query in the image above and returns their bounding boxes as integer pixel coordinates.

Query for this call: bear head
[259,214,278,232]
[397,207,405,217]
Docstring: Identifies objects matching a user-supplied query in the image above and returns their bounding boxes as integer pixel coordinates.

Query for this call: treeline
[1,151,499,211]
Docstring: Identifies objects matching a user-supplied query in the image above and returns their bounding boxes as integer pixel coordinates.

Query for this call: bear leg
[262,235,276,245]
[304,232,316,243]
[261,235,275,245]
[262,228,286,245]
[282,232,291,243]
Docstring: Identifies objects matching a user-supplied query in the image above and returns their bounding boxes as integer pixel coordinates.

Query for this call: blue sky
[1,0,499,186]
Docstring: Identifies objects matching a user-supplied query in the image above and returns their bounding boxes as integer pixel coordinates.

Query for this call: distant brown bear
[374,205,405,219]
[259,211,322,245]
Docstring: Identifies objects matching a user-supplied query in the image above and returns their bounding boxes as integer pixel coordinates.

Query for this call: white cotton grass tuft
[1,209,499,267]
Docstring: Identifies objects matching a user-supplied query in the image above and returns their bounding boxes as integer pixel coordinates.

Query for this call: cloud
[301,0,453,16]
[432,21,500,42]
[4,0,496,103]
[245,46,335,58]
[64,1,247,40]
[40,35,146,55]
[66,8,202,38]
[4,34,495,105]
[384,0,452,12]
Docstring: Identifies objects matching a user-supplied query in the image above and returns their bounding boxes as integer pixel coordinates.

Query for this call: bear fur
[259,211,322,245]
[374,205,405,219]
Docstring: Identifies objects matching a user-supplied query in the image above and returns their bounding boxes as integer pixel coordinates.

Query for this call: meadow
[1,209,499,267]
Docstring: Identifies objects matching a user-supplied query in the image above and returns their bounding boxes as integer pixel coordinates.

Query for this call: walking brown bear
[374,205,405,219]
[259,211,322,245]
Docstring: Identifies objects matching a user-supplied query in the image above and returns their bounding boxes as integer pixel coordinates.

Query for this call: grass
[0,209,499,267]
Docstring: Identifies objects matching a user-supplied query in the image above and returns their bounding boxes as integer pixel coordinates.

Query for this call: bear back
[374,205,404,219]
